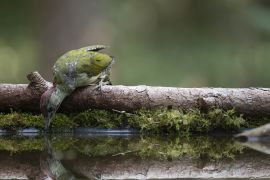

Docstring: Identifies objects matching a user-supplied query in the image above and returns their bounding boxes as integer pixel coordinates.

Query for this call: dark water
[0,130,269,180]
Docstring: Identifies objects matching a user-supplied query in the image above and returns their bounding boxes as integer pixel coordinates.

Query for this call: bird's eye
[96,59,101,62]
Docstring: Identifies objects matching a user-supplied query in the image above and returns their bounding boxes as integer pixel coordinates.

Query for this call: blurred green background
[1,0,270,87]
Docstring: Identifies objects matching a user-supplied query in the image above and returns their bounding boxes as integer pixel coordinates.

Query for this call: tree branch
[0,72,270,116]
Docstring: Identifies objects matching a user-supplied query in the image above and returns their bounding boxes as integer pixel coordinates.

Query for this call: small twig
[112,109,134,116]
[112,150,135,156]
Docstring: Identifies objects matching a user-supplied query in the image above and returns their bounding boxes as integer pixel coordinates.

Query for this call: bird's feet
[94,80,111,91]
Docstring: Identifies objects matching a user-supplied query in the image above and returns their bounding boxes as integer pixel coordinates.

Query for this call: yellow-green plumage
[40,45,114,130]
[53,46,113,92]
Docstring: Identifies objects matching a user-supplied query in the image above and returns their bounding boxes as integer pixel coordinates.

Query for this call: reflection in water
[239,140,270,155]
[235,123,270,156]
[236,136,270,156]
[236,123,270,138]
[41,136,101,180]
[0,133,270,179]
[40,136,76,180]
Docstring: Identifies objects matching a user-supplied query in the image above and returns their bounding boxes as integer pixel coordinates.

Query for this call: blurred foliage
[0,0,270,86]
[0,1,39,83]
[109,0,270,87]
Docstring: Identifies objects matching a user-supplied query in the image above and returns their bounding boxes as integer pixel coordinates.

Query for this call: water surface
[0,130,269,179]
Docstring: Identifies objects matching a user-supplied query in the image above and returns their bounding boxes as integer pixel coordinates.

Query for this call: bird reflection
[237,138,270,155]
[40,135,102,180]
[235,123,270,155]
[40,135,77,180]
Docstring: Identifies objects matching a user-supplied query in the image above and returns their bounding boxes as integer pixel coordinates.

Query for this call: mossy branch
[1,72,270,117]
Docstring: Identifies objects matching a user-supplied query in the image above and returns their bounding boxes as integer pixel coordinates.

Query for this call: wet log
[0,72,270,117]
[64,153,270,179]
[0,152,45,180]
[0,151,270,179]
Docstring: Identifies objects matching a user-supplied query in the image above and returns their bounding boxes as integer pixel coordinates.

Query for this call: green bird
[40,45,114,131]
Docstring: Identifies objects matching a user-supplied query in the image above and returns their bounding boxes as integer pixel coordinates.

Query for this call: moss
[72,136,245,161]
[0,135,245,161]
[0,112,76,130]
[71,109,126,128]
[131,136,245,161]
[0,112,44,129]
[128,108,247,133]
[246,116,270,128]
[0,108,267,133]
[51,114,77,129]
[0,137,43,152]
[52,136,78,150]
[73,137,130,156]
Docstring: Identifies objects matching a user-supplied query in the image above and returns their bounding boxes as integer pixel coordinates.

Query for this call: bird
[40,45,114,131]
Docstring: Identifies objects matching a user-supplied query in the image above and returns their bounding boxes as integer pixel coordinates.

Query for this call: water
[0,130,269,179]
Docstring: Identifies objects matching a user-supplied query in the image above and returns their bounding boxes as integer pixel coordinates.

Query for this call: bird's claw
[94,83,102,91]
[94,81,109,91]
[94,73,112,91]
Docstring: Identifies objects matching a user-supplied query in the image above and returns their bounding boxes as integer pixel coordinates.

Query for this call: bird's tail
[40,86,68,131]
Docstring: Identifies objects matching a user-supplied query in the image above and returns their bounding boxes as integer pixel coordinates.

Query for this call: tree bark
[0,72,270,116]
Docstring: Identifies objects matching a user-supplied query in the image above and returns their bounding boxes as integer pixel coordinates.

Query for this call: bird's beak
[44,111,55,132]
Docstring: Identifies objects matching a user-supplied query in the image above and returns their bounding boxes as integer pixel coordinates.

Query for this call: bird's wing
[83,45,109,52]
